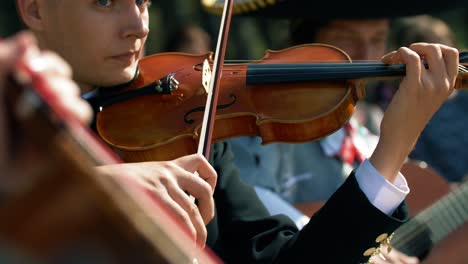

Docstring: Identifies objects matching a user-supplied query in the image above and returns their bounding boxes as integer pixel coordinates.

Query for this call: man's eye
[372,38,386,45]
[136,0,152,7]
[96,0,113,8]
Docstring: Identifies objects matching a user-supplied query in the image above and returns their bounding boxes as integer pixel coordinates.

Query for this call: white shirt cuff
[355,159,409,215]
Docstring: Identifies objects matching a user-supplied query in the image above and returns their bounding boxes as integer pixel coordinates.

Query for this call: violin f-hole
[184,94,237,124]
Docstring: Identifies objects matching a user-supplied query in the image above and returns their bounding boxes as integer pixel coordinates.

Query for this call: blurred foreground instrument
[0,57,221,264]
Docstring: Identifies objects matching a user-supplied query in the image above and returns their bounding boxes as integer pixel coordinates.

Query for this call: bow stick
[197,0,234,158]
[187,0,233,205]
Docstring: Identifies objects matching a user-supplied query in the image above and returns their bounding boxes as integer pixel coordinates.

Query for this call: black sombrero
[201,0,468,19]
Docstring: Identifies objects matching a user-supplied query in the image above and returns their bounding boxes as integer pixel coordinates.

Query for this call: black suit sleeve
[207,141,409,264]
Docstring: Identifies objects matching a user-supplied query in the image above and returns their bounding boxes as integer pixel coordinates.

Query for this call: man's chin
[99,69,137,87]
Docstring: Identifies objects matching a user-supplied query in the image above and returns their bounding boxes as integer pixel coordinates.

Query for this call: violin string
[229,71,402,78]
[212,64,466,78]
[221,68,405,78]
[221,59,450,69]
[222,59,383,63]
[201,63,403,75]
[219,63,467,72]
[220,62,405,75]
[170,57,458,72]
[173,70,197,80]
[173,72,402,83]
[157,58,465,79]
[219,59,466,69]
[170,69,393,84]
[225,63,384,67]
[170,62,466,82]
[222,58,466,65]
[220,65,397,70]
[174,70,405,83]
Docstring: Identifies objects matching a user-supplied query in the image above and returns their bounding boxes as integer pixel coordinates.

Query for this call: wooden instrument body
[294,161,468,263]
[0,73,221,264]
[96,45,361,162]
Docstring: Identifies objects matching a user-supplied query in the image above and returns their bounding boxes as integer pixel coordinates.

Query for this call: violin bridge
[202,59,212,94]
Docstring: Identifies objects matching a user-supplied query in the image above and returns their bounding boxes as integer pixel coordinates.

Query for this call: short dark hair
[289,18,331,46]
[390,15,457,49]
[289,17,394,46]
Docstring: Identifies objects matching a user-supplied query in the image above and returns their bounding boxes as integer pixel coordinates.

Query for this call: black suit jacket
[207,142,408,263]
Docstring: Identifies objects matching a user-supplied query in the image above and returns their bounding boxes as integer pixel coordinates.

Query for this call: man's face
[38,0,150,89]
[316,19,389,61]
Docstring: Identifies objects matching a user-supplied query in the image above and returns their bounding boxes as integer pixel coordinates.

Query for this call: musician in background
[230,16,423,264]
[164,23,212,54]
[390,15,468,184]
[229,18,387,228]
[15,0,460,263]
[0,31,92,193]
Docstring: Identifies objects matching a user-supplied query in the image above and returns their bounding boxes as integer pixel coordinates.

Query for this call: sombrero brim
[201,0,468,19]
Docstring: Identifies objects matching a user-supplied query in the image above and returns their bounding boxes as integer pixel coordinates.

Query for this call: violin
[0,49,221,264]
[93,44,468,162]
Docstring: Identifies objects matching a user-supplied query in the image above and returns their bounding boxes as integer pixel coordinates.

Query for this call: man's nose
[351,42,372,61]
[120,5,149,40]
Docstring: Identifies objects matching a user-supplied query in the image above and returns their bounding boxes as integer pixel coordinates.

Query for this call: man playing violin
[15,0,460,263]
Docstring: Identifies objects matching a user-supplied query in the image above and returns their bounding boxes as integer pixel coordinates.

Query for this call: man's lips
[110,52,137,64]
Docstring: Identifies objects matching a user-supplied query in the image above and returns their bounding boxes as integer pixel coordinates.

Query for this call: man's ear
[16,0,44,31]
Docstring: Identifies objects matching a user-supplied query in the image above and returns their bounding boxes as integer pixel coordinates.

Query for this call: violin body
[97,44,363,162]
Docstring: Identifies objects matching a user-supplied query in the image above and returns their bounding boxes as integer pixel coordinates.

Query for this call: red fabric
[337,122,364,165]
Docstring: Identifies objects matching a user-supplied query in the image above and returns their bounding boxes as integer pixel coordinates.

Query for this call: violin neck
[245,62,406,84]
